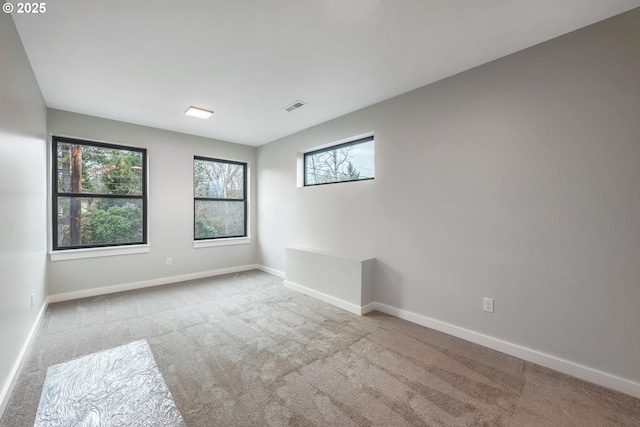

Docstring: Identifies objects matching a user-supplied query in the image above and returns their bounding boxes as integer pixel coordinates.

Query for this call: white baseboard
[371,302,640,399]
[11,267,639,404]
[48,264,259,303]
[277,277,640,399]
[0,300,48,419]
[256,264,285,279]
[283,280,371,315]
[361,302,376,315]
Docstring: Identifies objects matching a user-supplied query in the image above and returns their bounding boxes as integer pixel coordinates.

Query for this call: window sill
[193,237,251,248]
[50,245,150,261]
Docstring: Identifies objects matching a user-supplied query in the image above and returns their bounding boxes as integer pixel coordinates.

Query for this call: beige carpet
[1,270,638,426]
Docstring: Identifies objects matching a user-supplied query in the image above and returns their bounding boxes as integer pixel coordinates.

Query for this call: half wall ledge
[284,246,374,315]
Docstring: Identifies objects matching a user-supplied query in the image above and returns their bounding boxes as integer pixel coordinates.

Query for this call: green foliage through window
[53,137,147,250]
[194,157,247,239]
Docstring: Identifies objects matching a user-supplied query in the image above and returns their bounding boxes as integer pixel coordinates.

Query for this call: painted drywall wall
[0,13,48,413]
[47,110,257,295]
[257,9,640,384]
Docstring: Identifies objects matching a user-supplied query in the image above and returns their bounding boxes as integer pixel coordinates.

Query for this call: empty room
[1,1,640,426]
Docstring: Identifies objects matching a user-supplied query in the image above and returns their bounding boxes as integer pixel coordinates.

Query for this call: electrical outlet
[31,293,34,309]
[166,257,172,266]
[483,297,494,313]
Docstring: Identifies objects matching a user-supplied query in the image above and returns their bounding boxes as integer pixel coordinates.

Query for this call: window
[194,157,247,240]
[52,136,147,250]
[304,135,374,186]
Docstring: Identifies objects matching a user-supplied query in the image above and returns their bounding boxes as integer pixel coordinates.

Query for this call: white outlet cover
[483,297,494,313]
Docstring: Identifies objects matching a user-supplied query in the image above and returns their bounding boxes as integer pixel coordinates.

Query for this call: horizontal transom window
[304,135,374,186]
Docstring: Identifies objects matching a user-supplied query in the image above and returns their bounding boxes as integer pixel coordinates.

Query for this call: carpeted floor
[1,270,639,426]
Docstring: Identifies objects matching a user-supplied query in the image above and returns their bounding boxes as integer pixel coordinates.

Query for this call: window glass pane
[56,142,143,195]
[195,200,245,239]
[194,160,244,199]
[305,138,374,185]
[56,197,144,247]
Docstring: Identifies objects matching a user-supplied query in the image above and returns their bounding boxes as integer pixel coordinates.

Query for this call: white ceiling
[12,1,640,146]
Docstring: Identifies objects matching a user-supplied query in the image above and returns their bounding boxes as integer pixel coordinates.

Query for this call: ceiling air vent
[283,100,307,112]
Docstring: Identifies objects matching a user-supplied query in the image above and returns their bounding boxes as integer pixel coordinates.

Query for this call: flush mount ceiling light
[185,106,214,119]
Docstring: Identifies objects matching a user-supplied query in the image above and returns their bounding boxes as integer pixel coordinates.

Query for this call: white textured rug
[35,340,185,426]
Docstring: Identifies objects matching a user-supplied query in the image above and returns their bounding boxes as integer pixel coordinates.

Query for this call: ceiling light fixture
[185,106,214,119]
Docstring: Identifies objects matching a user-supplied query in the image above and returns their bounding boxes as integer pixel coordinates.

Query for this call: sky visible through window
[304,137,374,186]
[349,141,374,178]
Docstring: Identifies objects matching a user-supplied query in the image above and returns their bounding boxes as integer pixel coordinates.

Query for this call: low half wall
[284,246,374,315]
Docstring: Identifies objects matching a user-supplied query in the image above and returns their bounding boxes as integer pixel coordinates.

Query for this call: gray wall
[0,13,48,410]
[47,110,257,295]
[257,9,640,383]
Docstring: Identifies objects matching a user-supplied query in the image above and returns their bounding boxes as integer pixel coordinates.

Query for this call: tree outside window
[194,157,247,239]
[53,136,146,250]
[304,136,374,186]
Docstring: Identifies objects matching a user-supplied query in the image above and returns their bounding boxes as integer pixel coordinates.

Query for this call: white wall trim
[371,302,640,399]
[49,244,150,261]
[193,237,251,248]
[361,302,376,315]
[48,264,259,303]
[283,280,370,315]
[278,278,640,399]
[281,270,640,399]
[256,264,285,278]
[0,300,48,419]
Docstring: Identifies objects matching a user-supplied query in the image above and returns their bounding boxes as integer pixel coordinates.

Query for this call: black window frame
[52,136,148,251]
[193,156,248,240]
[303,135,375,186]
